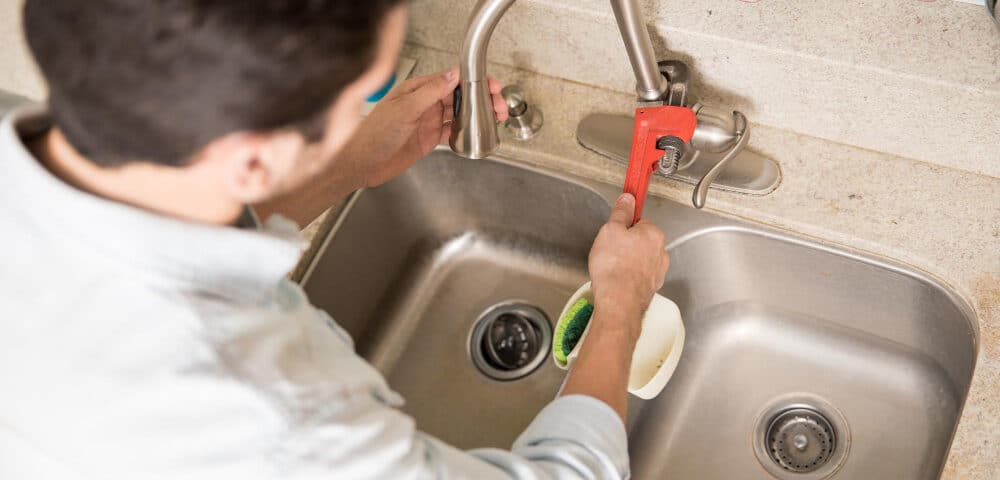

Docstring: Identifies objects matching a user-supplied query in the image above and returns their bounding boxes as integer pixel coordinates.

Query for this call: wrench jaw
[623,106,697,226]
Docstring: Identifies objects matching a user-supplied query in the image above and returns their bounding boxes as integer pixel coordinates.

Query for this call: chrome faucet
[449,0,779,208]
[449,0,669,159]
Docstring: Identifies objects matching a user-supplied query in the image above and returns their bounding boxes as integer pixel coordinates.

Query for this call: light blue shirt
[0,107,630,479]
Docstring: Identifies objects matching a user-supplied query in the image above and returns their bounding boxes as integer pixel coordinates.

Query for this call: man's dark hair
[23,0,403,167]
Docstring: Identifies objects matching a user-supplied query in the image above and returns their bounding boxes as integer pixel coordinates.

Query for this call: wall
[2,1,996,176]
[0,0,44,100]
[408,0,1000,178]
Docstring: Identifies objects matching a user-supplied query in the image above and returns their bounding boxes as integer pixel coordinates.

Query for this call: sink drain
[753,394,851,479]
[766,408,835,473]
[470,302,551,381]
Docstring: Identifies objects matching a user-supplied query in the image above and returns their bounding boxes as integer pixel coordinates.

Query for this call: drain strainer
[753,394,851,480]
[469,302,551,381]
[766,408,835,473]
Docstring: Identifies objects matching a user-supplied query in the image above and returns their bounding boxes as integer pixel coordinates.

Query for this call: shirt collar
[0,106,307,304]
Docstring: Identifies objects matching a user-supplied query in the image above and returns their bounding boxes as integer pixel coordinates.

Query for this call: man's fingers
[440,103,455,143]
[418,71,505,121]
[633,221,666,247]
[404,68,460,116]
[636,220,664,240]
[396,66,458,95]
[487,77,507,121]
[387,74,432,99]
[607,193,636,227]
[492,93,509,121]
[656,252,670,289]
[487,76,503,94]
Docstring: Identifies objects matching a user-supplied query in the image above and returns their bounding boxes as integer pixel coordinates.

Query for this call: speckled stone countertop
[302,44,998,479]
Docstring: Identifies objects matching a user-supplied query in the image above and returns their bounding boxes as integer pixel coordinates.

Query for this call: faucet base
[577,113,781,199]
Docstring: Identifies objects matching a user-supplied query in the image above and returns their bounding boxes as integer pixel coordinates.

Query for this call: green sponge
[553,298,594,365]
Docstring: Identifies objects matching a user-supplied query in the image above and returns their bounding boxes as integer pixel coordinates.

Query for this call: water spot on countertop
[973,274,999,358]
[975,274,1000,313]
[824,200,841,215]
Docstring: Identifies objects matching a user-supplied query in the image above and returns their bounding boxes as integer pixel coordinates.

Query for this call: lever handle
[692,111,749,209]
[623,106,697,226]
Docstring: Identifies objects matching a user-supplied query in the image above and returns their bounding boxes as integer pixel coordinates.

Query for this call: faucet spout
[450,0,670,159]
[609,0,670,102]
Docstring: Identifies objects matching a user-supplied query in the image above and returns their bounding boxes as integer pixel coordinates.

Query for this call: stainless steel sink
[300,148,977,479]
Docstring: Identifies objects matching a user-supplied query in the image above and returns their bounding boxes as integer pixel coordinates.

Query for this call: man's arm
[558,308,639,421]
[255,68,508,227]
[158,199,663,480]
[559,193,670,421]
[252,143,358,227]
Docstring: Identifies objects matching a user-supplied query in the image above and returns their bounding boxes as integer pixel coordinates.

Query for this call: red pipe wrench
[623,106,697,226]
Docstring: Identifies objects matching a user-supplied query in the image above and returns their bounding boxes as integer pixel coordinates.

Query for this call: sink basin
[300,149,977,479]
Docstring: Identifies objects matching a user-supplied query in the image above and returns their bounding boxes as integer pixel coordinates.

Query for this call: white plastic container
[554,282,685,399]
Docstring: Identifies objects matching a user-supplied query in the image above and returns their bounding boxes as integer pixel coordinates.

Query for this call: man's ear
[208,130,304,204]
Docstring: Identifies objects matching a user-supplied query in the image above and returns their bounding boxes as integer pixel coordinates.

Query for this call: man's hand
[559,193,669,421]
[588,193,670,342]
[343,67,508,189]
[256,67,508,226]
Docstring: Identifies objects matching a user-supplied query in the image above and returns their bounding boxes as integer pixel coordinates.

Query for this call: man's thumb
[607,193,636,226]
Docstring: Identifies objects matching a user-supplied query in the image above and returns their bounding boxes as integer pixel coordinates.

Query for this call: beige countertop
[301,44,998,479]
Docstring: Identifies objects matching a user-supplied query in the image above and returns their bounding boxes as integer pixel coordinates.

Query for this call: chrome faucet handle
[692,109,749,209]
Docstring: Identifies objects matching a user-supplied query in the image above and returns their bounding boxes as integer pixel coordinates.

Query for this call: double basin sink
[300,149,977,479]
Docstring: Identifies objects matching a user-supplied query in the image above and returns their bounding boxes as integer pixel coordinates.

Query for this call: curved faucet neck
[459,0,668,99]
[460,0,516,83]
[451,0,671,159]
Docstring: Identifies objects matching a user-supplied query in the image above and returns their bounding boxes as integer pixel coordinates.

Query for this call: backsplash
[409,0,999,178]
[2,0,996,176]
[0,0,43,100]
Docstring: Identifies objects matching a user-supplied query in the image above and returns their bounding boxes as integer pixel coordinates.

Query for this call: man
[0,1,670,479]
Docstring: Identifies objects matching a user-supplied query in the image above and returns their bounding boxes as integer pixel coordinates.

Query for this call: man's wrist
[589,302,642,347]
[594,289,647,318]
[328,140,369,191]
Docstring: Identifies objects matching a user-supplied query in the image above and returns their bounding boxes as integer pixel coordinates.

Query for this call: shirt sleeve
[223,287,631,480]
[278,390,630,480]
[471,394,630,479]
